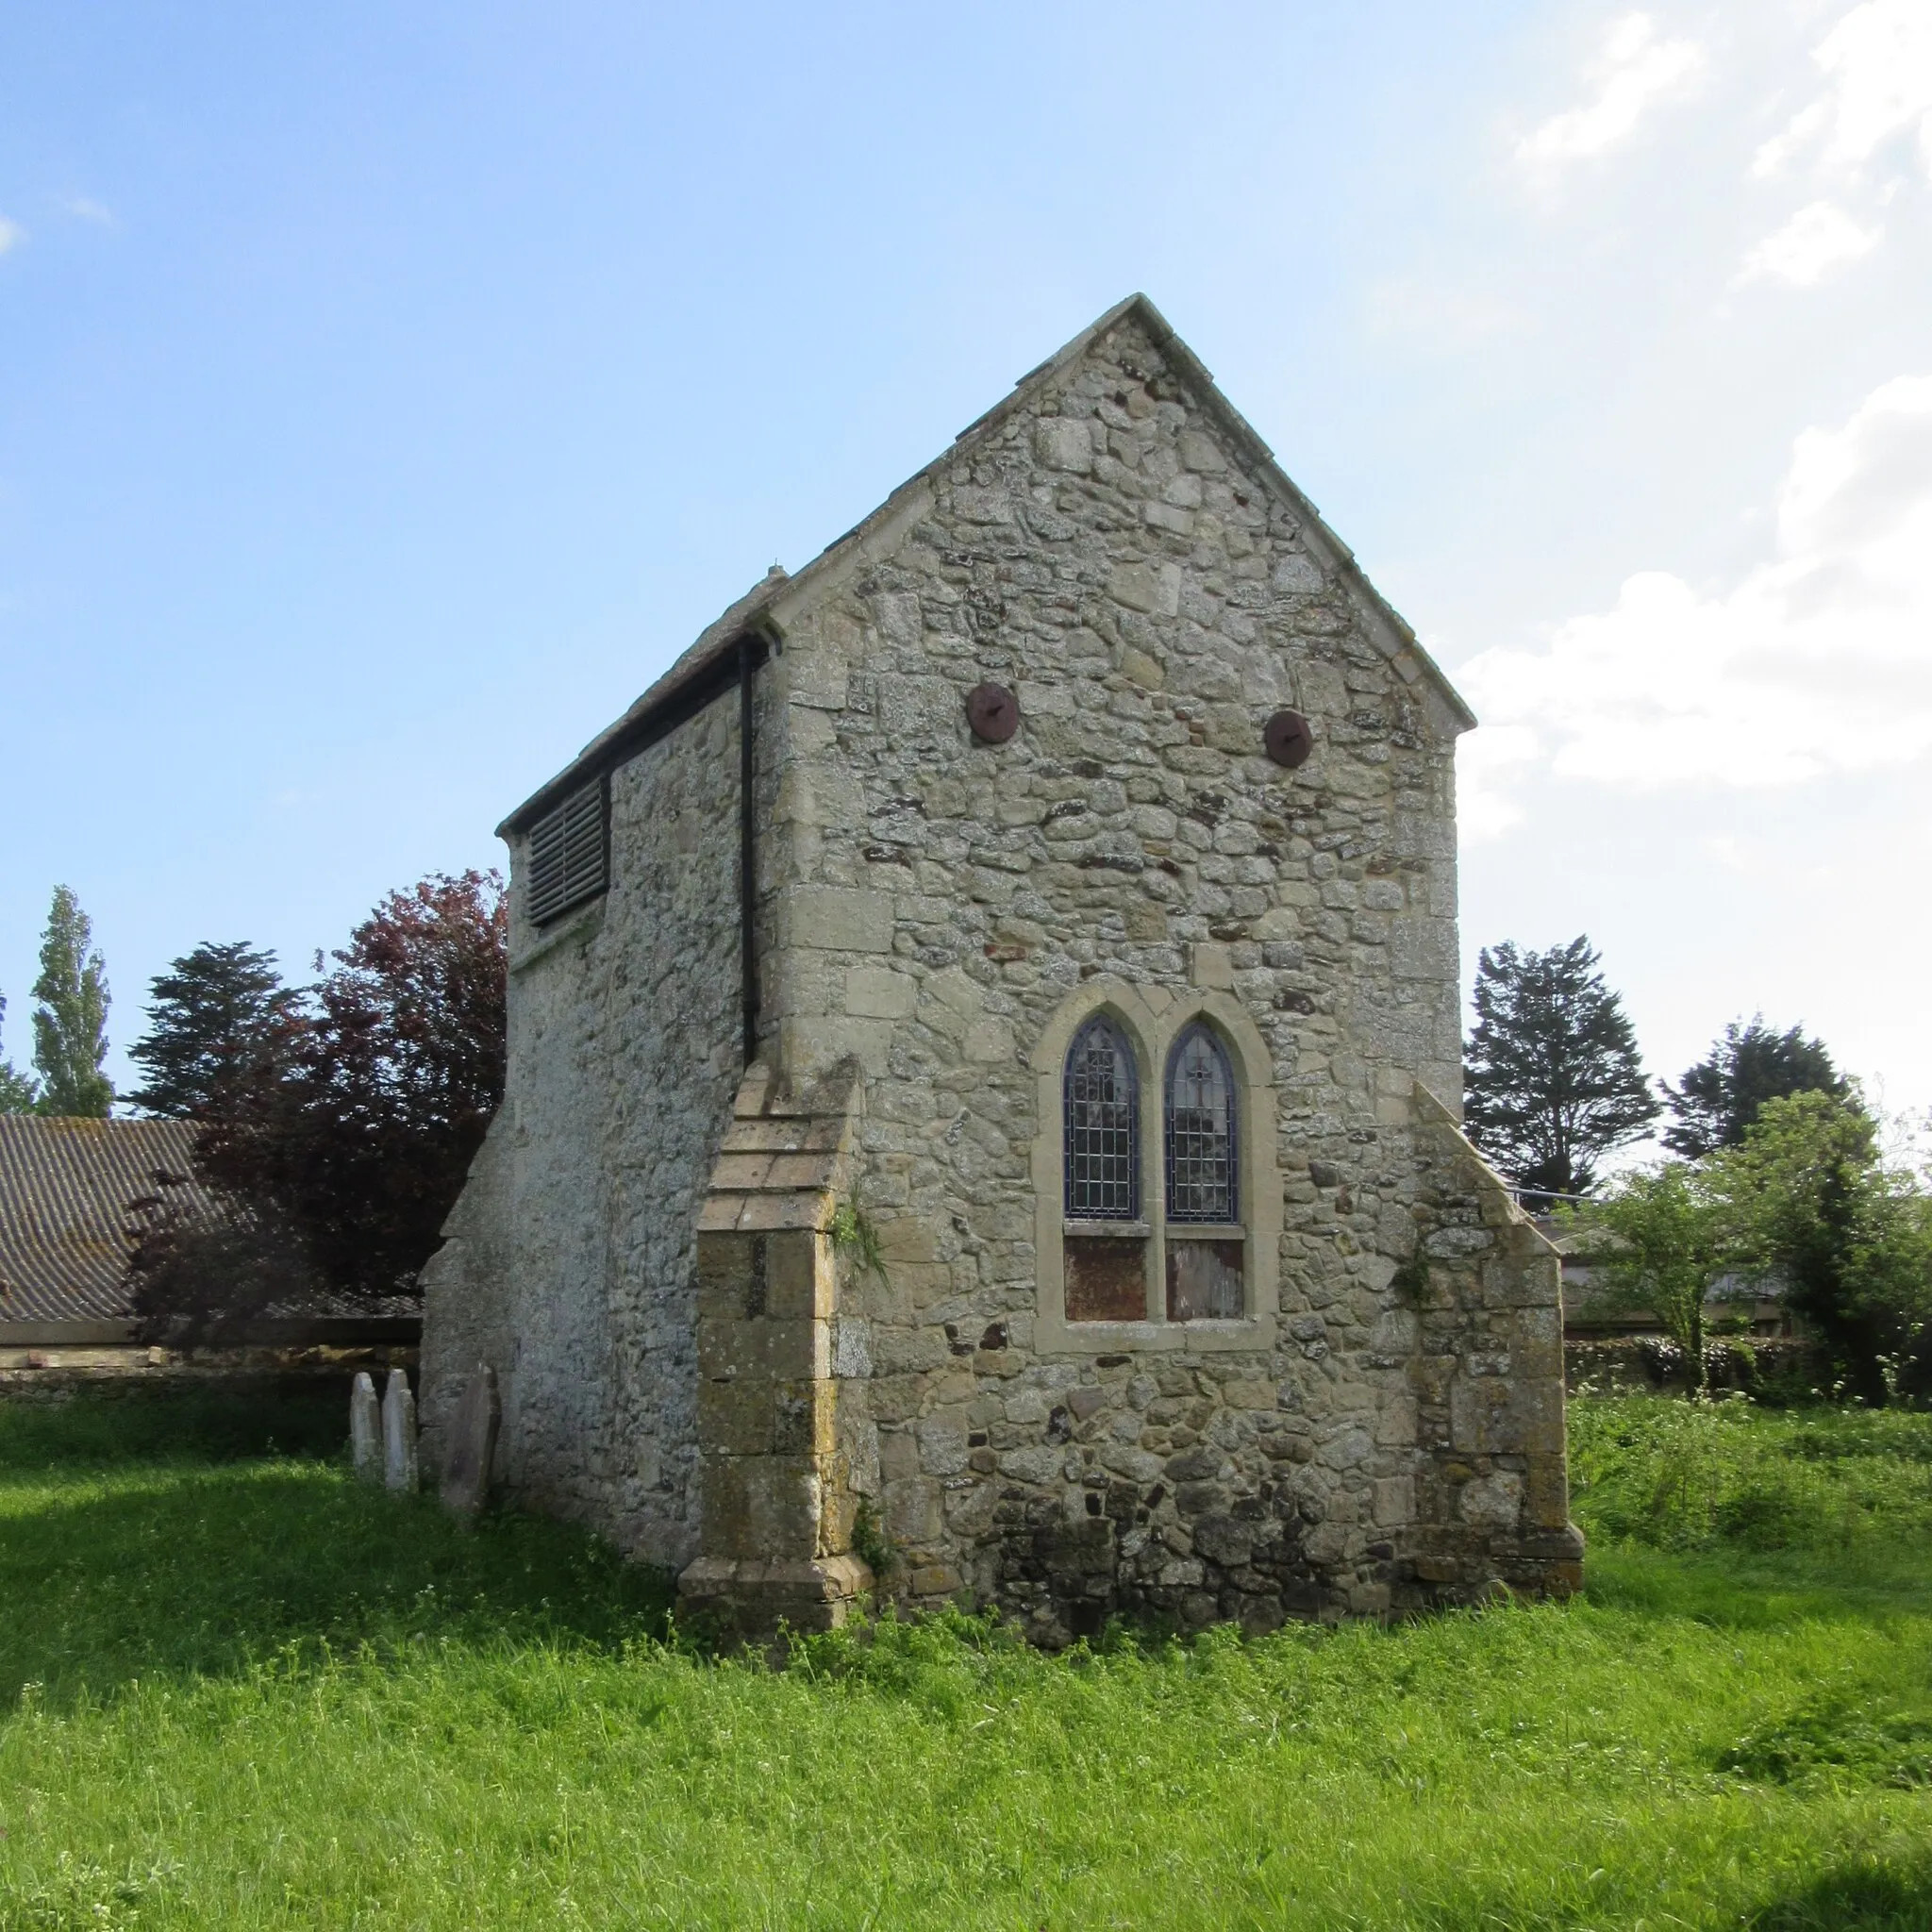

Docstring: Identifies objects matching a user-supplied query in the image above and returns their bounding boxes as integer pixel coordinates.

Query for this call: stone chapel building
[420,294,1582,1641]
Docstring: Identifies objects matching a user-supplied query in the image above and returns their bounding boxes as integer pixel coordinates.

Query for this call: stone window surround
[1030,976,1282,1356]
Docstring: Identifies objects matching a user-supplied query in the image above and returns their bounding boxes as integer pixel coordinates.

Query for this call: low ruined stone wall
[1565,1335,1824,1396]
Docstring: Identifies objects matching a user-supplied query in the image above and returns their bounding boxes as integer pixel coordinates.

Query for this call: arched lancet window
[1165,1024,1238,1224]
[1063,1014,1140,1220]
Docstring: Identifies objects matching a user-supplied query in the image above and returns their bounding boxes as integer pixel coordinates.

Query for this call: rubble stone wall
[421,303,1578,1635]
[421,692,752,1564]
[745,309,1566,1638]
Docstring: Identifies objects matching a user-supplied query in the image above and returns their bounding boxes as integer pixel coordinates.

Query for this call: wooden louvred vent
[525,778,608,925]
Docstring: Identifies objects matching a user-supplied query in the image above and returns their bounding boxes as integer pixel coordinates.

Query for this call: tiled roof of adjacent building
[0,1116,216,1322]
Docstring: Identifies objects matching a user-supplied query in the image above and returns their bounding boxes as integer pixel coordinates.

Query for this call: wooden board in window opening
[1167,1238,1243,1321]
[1065,1235,1148,1323]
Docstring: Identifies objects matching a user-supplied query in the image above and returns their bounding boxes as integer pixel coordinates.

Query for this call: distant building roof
[0,1116,216,1322]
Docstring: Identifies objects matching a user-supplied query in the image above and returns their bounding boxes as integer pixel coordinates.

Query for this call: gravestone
[349,1372,381,1484]
[439,1364,500,1517]
[381,1367,419,1492]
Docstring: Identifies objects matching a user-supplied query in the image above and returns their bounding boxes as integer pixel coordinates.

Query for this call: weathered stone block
[381,1369,418,1493]
[696,1315,830,1384]
[677,1554,873,1636]
[762,1230,832,1322]
[439,1365,500,1517]
[1372,1475,1414,1526]
[1108,561,1181,616]
[702,1454,820,1557]
[845,965,917,1019]
[1035,418,1094,473]
[782,887,896,954]
[1457,1470,1524,1532]
[350,1372,381,1485]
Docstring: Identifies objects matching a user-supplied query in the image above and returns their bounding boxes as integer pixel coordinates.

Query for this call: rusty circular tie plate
[1263,708,1315,769]
[965,682,1020,744]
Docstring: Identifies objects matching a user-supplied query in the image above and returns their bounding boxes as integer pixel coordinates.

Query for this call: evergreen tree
[1661,1017,1851,1158]
[30,885,113,1117]
[127,941,289,1118]
[1464,936,1657,1204]
[0,992,39,1113]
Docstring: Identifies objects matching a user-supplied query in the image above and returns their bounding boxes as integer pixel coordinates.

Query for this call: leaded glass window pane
[1063,1016,1139,1219]
[1165,1024,1237,1224]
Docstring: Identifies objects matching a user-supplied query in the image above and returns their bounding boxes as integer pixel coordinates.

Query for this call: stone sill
[1060,1223,1247,1242]
[1037,1312,1277,1357]
[510,898,606,975]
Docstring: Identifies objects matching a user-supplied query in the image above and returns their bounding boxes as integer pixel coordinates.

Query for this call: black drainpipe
[738,632,758,1067]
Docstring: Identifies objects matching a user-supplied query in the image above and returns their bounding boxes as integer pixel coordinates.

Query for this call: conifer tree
[1661,1017,1850,1158]
[127,941,288,1118]
[30,885,113,1117]
[1463,936,1657,1204]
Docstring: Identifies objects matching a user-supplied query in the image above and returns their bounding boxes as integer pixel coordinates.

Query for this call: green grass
[1,1392,1929,1928]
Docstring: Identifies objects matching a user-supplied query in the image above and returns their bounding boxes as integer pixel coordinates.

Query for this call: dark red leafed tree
[129,872,507,1336]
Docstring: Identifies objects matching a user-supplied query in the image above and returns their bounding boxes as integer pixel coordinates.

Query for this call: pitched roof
[0,1117,215,1322]
[500,292,1474,837]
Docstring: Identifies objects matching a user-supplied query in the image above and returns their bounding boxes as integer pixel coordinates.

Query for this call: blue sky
[3,2,1929,1126]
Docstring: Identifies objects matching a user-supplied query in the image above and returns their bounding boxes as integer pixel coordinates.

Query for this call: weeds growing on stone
[0,1388,1926,1928]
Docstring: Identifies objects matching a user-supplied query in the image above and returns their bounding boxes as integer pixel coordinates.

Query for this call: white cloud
[58,194,115,226]
[1453,724,1541,837]
[1515,12,1704,167]
[1756,0,1932,181]
[1455,374,1932,832]
[0,218,24,256]
[1363,276,1525,350]
[1737,198,1881,284]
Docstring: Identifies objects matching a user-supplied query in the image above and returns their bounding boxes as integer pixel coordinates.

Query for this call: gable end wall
[756,314,1560,1635]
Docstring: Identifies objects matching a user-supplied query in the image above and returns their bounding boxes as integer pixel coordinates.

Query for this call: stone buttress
[677,1058,875,1631]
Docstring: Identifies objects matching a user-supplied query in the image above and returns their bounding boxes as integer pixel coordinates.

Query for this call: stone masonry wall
[750,310,1545,1639]
[1406,1088,1583,1596]
[421,691,751,1564]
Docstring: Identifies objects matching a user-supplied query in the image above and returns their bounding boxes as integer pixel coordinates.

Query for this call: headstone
[440,1364,500,1517]
[381,1367,419,1492]
[349,1372,382,1484]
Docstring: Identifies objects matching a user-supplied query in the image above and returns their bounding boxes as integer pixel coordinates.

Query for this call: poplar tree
[30,885,113,1117]
[1463,936,1657,1205]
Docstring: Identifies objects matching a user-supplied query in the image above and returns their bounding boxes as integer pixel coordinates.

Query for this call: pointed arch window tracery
[1164,1024,1239,1225]
[1062,1013,1140,1221]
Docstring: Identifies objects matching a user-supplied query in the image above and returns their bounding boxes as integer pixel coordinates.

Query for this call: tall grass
[1569,1391,1932,1554]
[0,1390,1926,1929]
